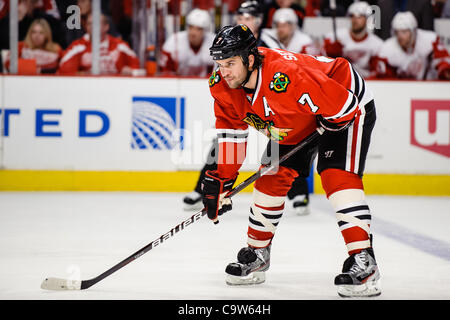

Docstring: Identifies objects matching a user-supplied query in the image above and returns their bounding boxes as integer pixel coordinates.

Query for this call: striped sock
[247,189,285,248]
[329,189,372,255]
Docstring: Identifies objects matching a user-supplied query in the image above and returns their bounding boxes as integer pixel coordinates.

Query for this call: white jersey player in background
[323,1,383,79]
[375,11,450,80]
[158,8,215,77]
[260,8,319,55]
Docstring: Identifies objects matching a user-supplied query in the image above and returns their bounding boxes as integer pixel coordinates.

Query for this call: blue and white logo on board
[131,96,185,150]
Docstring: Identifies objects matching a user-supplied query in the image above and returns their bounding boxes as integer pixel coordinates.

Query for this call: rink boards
[0,75,449,195]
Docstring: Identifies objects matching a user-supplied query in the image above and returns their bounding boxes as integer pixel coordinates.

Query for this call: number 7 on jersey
[298,93,319,113]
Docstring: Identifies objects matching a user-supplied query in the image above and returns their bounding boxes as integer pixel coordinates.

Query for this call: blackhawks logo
[209,69,221,87]
[269,72,290,93]
[242,113,292,141]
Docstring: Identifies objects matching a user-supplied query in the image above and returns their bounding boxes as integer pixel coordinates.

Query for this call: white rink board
[0,75,449,174]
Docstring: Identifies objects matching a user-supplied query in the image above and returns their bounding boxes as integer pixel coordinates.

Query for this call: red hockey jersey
[209,47,373,178]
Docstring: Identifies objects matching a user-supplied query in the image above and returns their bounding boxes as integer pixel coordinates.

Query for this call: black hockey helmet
[209,24,258,65]
[236,1,263,18]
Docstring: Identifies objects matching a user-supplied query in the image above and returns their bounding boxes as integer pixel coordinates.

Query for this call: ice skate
[335,248,381,297]
[182,191,203,211]
[225,245,271,285]
[290,194,310,216]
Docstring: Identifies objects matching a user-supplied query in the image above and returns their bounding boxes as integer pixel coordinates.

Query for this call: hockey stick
[41,127,324,291]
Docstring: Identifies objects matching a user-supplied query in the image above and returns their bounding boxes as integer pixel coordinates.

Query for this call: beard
[225,78,242,89]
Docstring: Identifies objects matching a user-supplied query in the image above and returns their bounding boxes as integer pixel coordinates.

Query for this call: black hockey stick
[41,127,324,291]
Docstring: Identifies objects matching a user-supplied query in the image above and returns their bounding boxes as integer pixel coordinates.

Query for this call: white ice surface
[0,192,449,300]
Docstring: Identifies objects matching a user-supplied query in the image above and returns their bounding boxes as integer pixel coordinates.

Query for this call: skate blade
[226,272,266,286]
[337,279,381,298]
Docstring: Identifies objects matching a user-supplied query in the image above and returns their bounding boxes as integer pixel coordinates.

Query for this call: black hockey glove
[316,115,355,132]
[201,170,238,223]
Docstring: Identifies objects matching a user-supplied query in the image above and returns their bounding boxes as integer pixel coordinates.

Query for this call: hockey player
[323,1,383,79]
[375,11,450,80]
[202,25,380,297]
[235,0,264,40]
[183,1,312,215]
[260,8,318,55]
[158,8,215,77]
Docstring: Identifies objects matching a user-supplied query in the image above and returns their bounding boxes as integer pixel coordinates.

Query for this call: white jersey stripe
[345,123,353,172]
[218,137,248,143]
[353,105,366,174]
[59,44,86,65]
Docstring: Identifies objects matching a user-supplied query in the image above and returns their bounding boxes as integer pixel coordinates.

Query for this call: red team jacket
[209,47,372,179]
[58,34,140,75]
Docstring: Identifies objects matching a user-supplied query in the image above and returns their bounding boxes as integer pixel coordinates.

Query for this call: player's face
[188,25,205,48]
[276,22,294,43]
[216,56,248,89]
[395,29,413,49]
[236,14,259,36]
[351,15,367,34]
[30,23,46,48]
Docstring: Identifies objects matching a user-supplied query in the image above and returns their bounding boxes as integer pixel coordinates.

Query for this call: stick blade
[41,277,81,291]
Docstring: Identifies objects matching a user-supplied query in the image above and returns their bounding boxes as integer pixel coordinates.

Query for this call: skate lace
[349,252,368,275]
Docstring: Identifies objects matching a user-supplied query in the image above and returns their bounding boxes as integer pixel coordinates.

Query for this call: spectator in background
[235,0,265,41]
[260,7,319,54]
[61,0,121,48]
[58,12,140,75]
[17,0,65,46]
[375,11,450,80]
[323,1,383,78]
[0,0,65,51]
[5,18,62,73]
[158,8,215,77]
[374,0,434,40]
[262,0,305,28]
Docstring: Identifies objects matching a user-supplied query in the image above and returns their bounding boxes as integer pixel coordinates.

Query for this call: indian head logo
[411,100,450,158]
[269,72,290,93]
[242,112,292,141]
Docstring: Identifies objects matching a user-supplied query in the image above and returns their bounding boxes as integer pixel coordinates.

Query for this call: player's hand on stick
[201,171,238,223]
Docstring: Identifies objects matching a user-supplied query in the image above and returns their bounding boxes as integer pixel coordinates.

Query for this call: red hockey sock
[321,169,371,255]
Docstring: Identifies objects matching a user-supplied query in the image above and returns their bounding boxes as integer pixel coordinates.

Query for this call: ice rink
[0,191,449,300]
